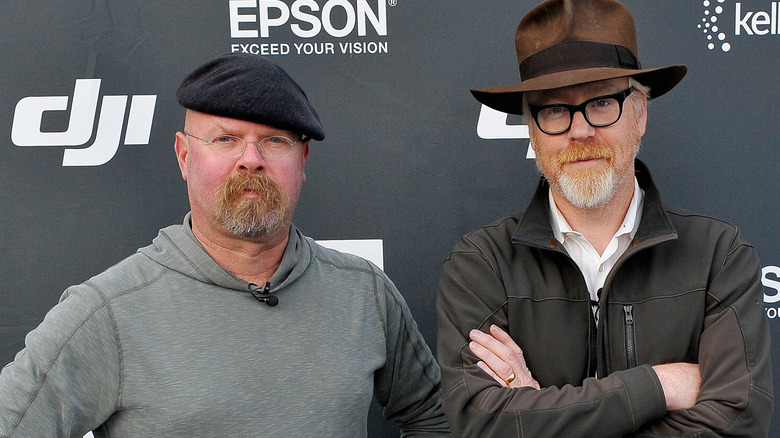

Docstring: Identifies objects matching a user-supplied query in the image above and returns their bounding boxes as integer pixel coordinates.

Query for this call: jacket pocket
[623,305,637,369]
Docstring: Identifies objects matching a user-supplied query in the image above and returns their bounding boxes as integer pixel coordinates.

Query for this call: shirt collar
[549,177,644,244]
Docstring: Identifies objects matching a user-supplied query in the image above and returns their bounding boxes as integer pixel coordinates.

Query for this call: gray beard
[218,206,284,238]
[556,166,618,209]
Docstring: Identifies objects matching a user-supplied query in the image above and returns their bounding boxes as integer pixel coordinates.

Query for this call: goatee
[553,140,618,209]
[215,173,289,238]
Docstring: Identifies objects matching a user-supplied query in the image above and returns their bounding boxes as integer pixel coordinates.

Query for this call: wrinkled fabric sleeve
[0,285,121,437]
[632,234,773,437]
[372,266,451,437]
[436,237,667,438]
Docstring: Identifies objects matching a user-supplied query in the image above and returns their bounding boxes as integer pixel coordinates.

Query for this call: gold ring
[504,372,516,384]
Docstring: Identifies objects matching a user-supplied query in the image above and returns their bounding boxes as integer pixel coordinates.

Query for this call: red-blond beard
[215,173,290,238]
[536,135,640,209]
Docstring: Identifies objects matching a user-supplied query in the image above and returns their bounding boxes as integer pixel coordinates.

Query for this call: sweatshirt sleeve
[0,285,121,437]
[632,234,773,436]
[436,238,667,437]
[372,267,451,437]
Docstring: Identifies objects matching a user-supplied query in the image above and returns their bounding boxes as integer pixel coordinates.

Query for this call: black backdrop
[1,1,778,435]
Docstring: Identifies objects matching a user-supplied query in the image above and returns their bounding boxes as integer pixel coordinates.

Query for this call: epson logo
[476,104,535,159]
[11,79,156,167]
[230,0,388,39]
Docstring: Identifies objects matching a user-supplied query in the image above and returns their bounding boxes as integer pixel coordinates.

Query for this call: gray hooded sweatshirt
[0,214,449,437]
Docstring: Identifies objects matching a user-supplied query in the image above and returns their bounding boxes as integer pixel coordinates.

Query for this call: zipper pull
[623,304,637,369]
[623,305,634,324]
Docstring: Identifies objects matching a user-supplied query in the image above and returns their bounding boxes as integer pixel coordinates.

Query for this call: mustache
[555,140,615,167]
[219,173,283,201]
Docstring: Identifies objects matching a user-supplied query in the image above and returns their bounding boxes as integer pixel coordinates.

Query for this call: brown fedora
[471,0,687,115]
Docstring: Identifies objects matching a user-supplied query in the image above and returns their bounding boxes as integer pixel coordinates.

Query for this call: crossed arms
[469,324,701,411]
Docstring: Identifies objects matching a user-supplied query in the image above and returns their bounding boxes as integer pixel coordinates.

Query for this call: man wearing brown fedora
[436,0,773,436]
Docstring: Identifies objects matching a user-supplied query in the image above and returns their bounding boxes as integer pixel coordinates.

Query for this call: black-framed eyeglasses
[528,87,636,135]
[183,132,306,159]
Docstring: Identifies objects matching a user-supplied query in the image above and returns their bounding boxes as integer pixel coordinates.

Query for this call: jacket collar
[511,159,677,249]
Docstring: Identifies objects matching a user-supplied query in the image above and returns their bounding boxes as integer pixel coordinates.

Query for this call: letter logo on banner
[762,265,780,320]
[228,0,391,57]
[476,104,535,158]
[698,1,780,52]
[763,265,780,303]
[11,79,157,167]
[317,239,384,270]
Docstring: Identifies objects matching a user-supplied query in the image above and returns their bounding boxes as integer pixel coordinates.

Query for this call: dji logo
[11,79,156,166]
[476,104,535,158]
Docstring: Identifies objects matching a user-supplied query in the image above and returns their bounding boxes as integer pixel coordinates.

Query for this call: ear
[301,140,311,181]
[635,95,648,137]
[174,132,189,181]
[302,140,311,159]
[527,124,540,152]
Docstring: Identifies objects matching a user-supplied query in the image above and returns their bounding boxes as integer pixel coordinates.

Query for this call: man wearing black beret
[0,53,450,437]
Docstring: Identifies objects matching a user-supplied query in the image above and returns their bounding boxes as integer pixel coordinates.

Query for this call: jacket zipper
[623,305,637,369]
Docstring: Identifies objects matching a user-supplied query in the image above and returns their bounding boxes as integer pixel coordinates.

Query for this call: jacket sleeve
[0,286,121,437]
[372,267,451,437]
[436,237,668,438]
[632,233,773,437]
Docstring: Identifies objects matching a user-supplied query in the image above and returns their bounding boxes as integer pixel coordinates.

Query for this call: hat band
[519,41,640,81]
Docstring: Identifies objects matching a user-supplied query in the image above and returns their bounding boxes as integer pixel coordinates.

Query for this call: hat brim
[470,64,687,115]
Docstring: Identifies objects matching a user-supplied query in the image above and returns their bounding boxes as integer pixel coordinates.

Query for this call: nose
[234,140,267,171]
[568,110,595,140]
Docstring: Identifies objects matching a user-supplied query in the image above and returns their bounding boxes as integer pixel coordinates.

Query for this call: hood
[138,213,315,295]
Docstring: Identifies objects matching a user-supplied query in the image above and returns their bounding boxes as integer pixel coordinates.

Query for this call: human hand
[651,362,701,410]
[469,324,540,390]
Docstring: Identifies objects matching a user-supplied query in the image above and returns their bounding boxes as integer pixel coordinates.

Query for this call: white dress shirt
[549,177,645,323]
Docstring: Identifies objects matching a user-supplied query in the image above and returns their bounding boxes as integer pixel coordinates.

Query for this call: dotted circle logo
[698,0,730,52]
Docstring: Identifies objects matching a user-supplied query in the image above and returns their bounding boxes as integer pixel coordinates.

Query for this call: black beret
[177,53,325,141]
